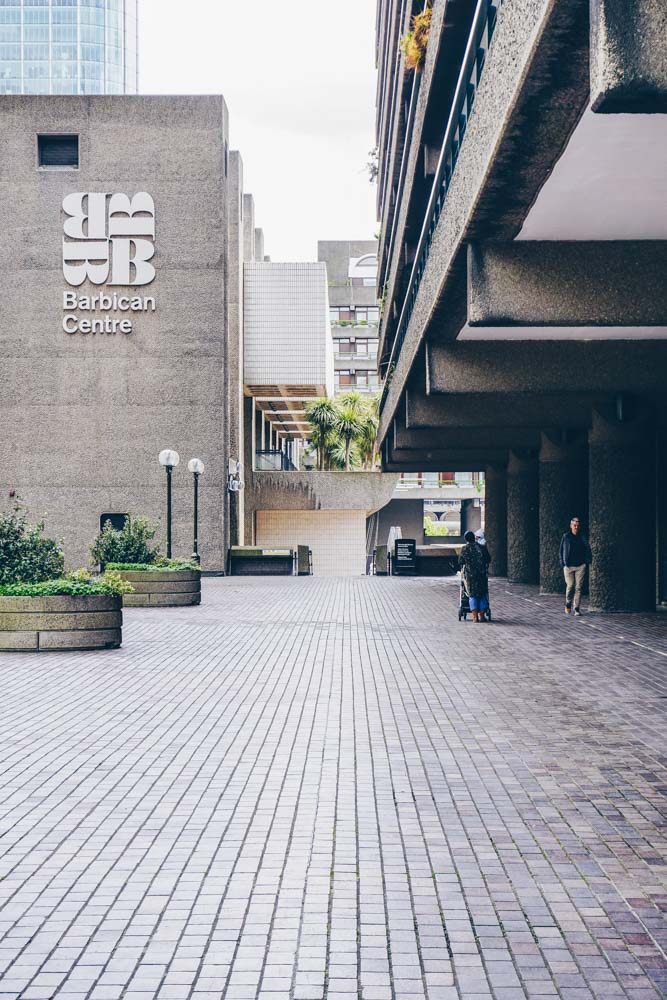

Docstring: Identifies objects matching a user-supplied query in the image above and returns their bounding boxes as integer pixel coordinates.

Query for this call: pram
[458,575,492,621]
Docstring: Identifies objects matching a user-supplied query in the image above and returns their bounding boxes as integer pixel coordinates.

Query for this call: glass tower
[0,1,138,96]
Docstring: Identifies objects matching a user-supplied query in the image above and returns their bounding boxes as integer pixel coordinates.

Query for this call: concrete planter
[118,569,201,607]
[0,594,122,651]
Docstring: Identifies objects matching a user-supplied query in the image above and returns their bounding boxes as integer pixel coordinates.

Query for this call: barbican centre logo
[61,192,156,335]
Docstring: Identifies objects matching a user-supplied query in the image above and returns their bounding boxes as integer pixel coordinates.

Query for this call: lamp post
[188,458,204,564]
[158,449,180,558]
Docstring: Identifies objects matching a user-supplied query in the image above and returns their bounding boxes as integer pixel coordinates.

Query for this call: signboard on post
[393,538,417,575]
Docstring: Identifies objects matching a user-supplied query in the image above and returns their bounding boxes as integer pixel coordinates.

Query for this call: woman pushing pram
[458,530,492,622]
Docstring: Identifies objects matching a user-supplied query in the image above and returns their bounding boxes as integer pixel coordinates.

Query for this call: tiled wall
[244,263,333,392]
[256,510,367,576]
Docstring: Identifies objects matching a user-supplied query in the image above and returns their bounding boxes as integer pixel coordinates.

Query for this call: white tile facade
[244,263,334,394]
[256,510,367,576]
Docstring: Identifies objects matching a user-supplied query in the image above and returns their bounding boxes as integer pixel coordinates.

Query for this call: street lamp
[188,458,205,564]
[158,449,180,558]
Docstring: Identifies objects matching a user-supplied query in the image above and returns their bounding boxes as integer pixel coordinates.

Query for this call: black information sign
[393,538,417,575]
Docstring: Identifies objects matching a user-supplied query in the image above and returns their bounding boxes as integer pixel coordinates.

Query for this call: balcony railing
[396,473,485,490]
[255,450,297,472]
[380,0,504,413]
[334,351,378,361]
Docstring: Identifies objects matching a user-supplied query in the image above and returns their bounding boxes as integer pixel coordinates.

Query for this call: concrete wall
[374,498,424,547]
[256,510,367,576]
[0,95,231,569]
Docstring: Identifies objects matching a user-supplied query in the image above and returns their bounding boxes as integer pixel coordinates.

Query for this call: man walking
[559,516,592,616]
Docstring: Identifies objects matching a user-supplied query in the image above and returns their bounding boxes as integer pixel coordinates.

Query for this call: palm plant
[304,398,338,470]
[336,403,364,471]
[357,395,380,470]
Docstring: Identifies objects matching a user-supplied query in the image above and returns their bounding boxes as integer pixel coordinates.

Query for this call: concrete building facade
[0,94,251,570]
[0,1,139,96]
[318,240,380,396]
[375,0,667,610]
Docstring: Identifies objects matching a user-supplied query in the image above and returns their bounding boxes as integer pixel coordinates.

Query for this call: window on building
[338,371,354,386]
[368,308,380,323]
[329,308,340,323]
[339,309,353,322]
[368,339,379,353]
[100,513,128,532]
[337,339,355,353]
[354,340,368,353]
[37,133,79,168]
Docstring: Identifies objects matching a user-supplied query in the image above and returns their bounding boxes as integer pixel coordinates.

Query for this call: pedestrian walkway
[0,577,666,1000]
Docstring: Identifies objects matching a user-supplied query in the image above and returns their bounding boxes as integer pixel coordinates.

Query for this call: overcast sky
[139,0,379,262]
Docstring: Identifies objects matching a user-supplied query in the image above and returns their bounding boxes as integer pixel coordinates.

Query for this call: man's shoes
[565,605,572,615]
[574,608,582,616]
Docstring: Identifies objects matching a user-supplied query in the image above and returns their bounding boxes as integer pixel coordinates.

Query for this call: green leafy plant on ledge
[400,4,432,72]
[106,559,198,572]
[0,569,133,597]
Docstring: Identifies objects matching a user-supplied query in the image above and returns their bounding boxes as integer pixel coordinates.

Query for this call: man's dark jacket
[559,532,592,567]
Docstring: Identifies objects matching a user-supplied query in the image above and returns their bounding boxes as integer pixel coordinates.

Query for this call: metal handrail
[380,0,503,413]
[379,68,422,301]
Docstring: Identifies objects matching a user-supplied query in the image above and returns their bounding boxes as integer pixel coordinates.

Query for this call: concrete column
[588,404,656,612]
[591,0,667,113]
[658,411,667,605]
[539,432,588,594]
[484,464,507,577]
[507,451,539,584]
[461,498,482,535]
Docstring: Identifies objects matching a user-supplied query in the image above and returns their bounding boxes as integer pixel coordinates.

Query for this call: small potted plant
[91,516,201,607]
[0,500,132,651]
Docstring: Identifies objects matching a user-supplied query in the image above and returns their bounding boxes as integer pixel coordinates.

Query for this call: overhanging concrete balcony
[248,471,399,515]
[375,0,667,442]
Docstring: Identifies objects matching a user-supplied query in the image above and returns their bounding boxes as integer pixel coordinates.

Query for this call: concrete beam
[393,422,541,452]
[591,0,667,113]
[386,446,508,471]
[468,242,667,327]
[405,391,595,430]
[426,341,667,394]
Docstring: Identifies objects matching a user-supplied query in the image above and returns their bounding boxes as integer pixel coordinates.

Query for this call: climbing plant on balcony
[400,4,433,72]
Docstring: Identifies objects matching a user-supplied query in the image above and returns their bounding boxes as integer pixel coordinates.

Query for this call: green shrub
[0,569,133,597]
[91,515,160,568]
[106,559,197,572]
[424,519,449,537]
[0,501,64,585]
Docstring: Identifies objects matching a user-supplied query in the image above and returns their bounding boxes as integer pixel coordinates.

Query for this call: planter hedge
[117,569,201,607]
[0,594,122,651]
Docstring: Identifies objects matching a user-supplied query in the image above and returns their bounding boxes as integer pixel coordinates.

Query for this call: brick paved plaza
[0,578,666,1000]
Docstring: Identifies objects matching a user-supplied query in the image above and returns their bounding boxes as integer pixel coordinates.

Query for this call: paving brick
[0,578,665,999]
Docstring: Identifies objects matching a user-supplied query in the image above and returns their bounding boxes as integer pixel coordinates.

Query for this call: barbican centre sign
[61,192,156,335]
